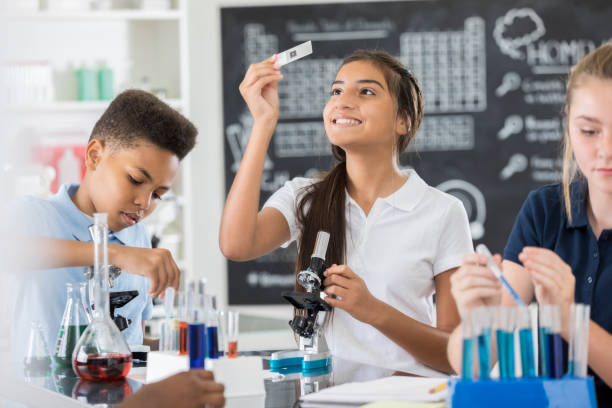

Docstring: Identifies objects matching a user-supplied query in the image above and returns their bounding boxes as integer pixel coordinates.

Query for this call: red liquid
[73,353,132,381]
[227,341,238,358]
[179,321,188,355]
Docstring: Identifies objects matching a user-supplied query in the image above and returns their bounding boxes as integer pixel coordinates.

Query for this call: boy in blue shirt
[9,89,197,362]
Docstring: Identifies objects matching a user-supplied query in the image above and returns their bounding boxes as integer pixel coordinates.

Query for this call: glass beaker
[53,282,90,366]
[72,213,132,381]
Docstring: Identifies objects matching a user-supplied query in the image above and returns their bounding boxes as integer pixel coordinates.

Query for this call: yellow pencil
[428,381,448,394]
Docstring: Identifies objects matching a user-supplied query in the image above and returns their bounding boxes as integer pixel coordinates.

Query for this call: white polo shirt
[264,169,473,379]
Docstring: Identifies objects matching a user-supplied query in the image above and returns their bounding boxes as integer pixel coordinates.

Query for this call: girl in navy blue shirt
[448,43,612,405]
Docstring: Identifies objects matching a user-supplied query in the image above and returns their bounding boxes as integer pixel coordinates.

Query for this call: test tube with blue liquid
[475,244,524,306]
[461,309,475,380]
[517,305,536,378]
[475,307,492,380]
[496,306,516,379]
[205,295,219,359]
[540,304,563,378]
[188,282,207,369]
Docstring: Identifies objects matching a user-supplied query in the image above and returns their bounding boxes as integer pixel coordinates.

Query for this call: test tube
[496,306,516,379]
[227,311,239,359]
[206,295,219,359]
[218,309,227,357]
[159,287,176,352]
[461,309,475,380]
[570,303,590,377]
[188,291,207,369]
[540,304,563,378]
[517,305,536,378]
[475,307,492,380]
[178,288,188,355]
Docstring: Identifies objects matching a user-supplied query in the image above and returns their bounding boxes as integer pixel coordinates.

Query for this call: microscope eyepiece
[311,231,330,261]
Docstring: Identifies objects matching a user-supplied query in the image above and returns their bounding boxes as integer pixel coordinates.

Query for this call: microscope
[271,230,332,373]
[84,225,138,332]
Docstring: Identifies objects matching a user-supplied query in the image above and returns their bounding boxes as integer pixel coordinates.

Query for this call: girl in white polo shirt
[220,49,473,381]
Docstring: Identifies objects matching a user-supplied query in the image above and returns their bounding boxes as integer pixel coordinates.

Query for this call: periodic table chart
[221,0,612,304]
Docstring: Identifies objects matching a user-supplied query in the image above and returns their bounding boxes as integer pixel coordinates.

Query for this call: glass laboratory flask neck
[72,213,132,382]
[53,282,90,366]
[92,216,110,319]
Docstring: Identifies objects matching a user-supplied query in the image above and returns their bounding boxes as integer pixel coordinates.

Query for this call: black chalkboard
[221,0,612,305]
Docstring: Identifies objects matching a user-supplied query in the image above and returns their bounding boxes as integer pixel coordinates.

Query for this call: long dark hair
[294,49,424,289]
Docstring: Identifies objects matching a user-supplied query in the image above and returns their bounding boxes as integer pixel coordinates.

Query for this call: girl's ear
[395,114,409,136]
[85,138,105,171]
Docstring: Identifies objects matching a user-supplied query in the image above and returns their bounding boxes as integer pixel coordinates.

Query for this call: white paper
[300,376,448,405]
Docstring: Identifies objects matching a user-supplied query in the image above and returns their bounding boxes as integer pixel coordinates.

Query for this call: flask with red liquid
[72,213,132,381]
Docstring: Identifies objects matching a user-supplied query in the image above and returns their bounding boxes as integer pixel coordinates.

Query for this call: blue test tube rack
[448,377,597,408]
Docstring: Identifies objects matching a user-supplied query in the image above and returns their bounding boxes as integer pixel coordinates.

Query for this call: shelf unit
[1,0,194,277]
[3,10,182,20]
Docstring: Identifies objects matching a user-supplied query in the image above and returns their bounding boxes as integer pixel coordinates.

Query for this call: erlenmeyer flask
[24,320,51,377]
[72,213,132,381]
[53,282,90,366]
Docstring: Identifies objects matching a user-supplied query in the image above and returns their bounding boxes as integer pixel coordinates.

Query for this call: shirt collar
[566,177,588,228]
[345,169,426,213]
[381,169,427,211]
[50,183,135,245]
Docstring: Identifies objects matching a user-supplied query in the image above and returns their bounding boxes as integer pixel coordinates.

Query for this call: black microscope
[85,225,137,332]
[271,230,332,372]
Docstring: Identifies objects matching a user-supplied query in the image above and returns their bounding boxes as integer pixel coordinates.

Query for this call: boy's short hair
[90,89,197,160]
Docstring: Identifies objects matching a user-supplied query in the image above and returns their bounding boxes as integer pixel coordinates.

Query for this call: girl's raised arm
[219,56,290,261]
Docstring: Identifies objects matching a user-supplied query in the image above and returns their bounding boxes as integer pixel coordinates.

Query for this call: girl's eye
[361,88,375,95]
[580,129,597,136]
[153,192,162,200]
[330,88,342,96]
[129,175,143,185]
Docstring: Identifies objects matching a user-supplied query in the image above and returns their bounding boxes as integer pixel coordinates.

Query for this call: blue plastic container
[449,377,597,408]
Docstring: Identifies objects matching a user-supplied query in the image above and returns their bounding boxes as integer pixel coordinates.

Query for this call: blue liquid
[207,326,219,359]
[539,328,550,378]
[496,330,507,379]
[506,331,515,378]
[496,330,514,378]
[568,360,575,376]
[547,332,564,378]
[477,330,491,380]
[188,323,206,369]
[519,328,536,378]
[462,338,474,380]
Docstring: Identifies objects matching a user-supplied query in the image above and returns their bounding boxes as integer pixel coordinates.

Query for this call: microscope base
[270,350,331,373]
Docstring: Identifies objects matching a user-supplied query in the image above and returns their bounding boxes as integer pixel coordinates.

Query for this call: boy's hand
[119,370,225,408]
[109,244,180,298]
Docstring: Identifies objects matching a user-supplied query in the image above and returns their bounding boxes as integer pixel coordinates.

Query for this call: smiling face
[83,139,179,232]
[567,76,612,195]
[322,60,406,154]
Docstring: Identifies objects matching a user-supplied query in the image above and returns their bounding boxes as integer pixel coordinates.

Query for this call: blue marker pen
[475,244,525,306]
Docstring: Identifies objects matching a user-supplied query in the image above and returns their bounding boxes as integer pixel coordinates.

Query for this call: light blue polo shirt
[9,183,153,362]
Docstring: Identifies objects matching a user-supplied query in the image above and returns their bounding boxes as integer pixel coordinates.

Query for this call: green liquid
[53,324,87,366]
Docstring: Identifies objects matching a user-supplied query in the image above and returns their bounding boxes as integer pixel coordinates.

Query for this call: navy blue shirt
[504,179,612,404]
